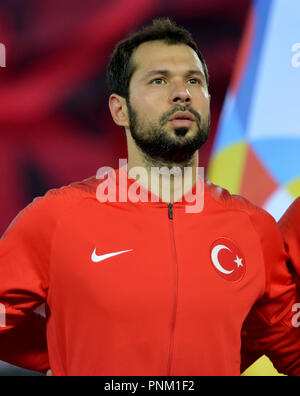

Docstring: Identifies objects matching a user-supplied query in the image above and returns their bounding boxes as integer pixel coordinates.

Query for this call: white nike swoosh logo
[91,248,133,263]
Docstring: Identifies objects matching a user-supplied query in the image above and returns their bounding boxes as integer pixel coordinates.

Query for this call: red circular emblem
[210,238,246,282]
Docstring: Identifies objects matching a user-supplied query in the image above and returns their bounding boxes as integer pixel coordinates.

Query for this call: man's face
[127,40,211,164]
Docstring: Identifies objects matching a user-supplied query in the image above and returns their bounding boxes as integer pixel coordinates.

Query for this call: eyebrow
[143,69,205,80]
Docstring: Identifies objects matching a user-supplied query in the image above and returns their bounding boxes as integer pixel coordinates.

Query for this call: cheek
[190,85,209,101]
[132,83,169,104]
[201,87,210,100]
[131,93,166,122]
[194,89,210,114]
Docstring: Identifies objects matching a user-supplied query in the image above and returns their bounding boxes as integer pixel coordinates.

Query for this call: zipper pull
[168,203,173,220]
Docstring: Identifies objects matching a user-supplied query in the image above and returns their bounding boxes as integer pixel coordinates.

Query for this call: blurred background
[0,0,251,236]
[0,0,299,376]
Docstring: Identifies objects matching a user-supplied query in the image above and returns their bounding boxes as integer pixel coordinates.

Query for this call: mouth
[169,111,195,128]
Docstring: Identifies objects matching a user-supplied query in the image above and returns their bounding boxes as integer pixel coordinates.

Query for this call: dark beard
[127,102,210,164]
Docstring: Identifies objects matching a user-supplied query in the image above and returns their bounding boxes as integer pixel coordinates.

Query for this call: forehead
[131,40,204,77]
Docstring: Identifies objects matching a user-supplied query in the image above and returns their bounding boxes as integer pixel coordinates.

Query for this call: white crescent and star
[211,244,244,275]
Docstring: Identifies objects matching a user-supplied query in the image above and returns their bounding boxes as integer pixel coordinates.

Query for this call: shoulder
[2,176,99,239]
[278,198,300,270]
[279,197,300,233]
[30,176,98,212]
[205,181,287,292]
[205,180,274,220]
[205,180,279,238]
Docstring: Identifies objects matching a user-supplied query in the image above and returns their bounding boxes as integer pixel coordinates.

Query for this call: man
[279,197,300,291]
[1,18,300,376]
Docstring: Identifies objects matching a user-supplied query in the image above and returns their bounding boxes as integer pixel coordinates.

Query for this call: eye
[150,78,166,85]
[188,78,201,85]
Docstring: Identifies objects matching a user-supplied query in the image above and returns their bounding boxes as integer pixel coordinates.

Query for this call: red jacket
[0,312,48,373]
[279,197,300,291]
[1,167,300,376]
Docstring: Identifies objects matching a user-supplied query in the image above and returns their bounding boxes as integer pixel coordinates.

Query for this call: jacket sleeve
[0,312,48,373]
[0,192,57,372]
[241,207,300,376]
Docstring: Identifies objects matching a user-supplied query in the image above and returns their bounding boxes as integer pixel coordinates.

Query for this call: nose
[169,81,192,105]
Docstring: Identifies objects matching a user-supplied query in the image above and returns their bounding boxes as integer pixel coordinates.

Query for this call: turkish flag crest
[210,238,246,282]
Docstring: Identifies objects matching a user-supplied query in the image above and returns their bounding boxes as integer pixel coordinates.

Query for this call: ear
[109,94,129,128]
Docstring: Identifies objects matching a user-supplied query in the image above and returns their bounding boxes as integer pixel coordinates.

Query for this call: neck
[126,134,200,203]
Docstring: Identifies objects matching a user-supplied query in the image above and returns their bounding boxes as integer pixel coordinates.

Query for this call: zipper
[167,203,178,375]
[168,203,173,220]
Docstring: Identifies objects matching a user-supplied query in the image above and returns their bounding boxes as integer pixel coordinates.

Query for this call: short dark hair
[106,18,209,99]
